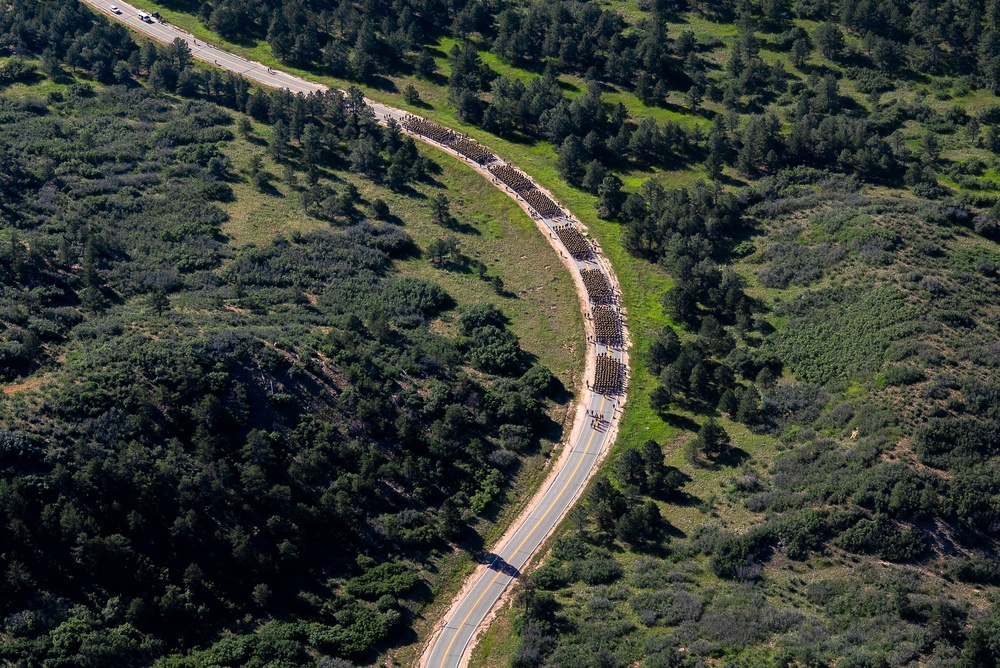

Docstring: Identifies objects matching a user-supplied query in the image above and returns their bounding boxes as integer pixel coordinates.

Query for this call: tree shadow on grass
[438,217,481,236]
[407,98,435,110]
[208,29,261,49]
[537,415,565,446]
[368,75,398,93]
[547,375,573,407]
[455,526,486,556]
[417,70,450,88]
[373,211,407,227]
[714,172,750,187]
[657,411,701,433]
[259,180,284,198]
[559,79,582,94]
[493,130,540,147]
[666,490,702,509]
[629,539,673,557]
[710,445,750,469]
[664,522,687,540]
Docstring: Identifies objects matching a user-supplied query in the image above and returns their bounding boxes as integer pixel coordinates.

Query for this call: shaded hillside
[0,37,567,668]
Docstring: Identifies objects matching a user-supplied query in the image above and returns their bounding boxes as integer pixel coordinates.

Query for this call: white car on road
[109,5,121,13]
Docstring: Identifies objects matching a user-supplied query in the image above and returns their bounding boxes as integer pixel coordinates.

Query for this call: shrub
[834,514,929,562]
[344,562,419,599]
[532,562,572,590]
[577,553,623,585]
[709,529,773,579]
[882,364,926,386]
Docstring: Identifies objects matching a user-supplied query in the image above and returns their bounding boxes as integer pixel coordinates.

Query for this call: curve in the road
[78,2,631,666]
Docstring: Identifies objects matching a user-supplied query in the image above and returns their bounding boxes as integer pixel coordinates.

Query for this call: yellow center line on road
[80,9,620,665]
[437,394,607,667]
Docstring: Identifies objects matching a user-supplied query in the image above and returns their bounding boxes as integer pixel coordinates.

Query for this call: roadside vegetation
[11,0,1000,666]
[0,3,584,666]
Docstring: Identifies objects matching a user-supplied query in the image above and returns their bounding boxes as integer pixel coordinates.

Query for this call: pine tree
[371,199,390,220]
[300,124,321,173]
[696,419,729,458]
[685,85,704,112]
[427,238,450,266]
[583,160,608,195]
[431,194,451,226]
[816,22,844,59]
[647,326,681,374]
[597,176,625,219]
[416,50,437,79]
[557,135,586,184]
[736,385,761,424]
[269,120,290,161]
[148,290,170,315]
[615,448,646,489]
[439,499,464,541]
[717,388,738,416]
[791,38,810,69]
[649,383,674,414]
[237,116,253,138]
[640,440,666,494]
[402,84,421,105]
[322,41,348,76]
[386,161,407,191]
[589,477,626,537]
[689,363,712,400]
[349,136,381,175]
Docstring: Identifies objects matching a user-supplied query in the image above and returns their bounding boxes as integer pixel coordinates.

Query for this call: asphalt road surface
[81,0,409,123]
[77,3,628,665]
[423,384,622,668]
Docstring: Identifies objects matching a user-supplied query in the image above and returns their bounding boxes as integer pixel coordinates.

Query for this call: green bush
[834,514,929,562]
[577,553,623,585]
[344,562,419,600]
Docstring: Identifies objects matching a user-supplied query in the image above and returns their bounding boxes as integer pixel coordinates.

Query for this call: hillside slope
[0,5,585,665]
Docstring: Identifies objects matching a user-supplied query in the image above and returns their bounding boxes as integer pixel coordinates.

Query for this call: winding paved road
[79,2,630,665]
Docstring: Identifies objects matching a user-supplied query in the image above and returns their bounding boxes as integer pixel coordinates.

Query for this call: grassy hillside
[474,181,1000,668]
[24,0,1000,665]
[0,6,589,665]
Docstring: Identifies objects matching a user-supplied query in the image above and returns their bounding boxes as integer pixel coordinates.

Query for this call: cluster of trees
[447,44,703,177]
[448,0,1000,215]
[180,0,706,110]
[0,29,563,668]
[96,0,1000,121]
[514,187,1000,664]
[577,477,665,549]
[40,0,1000,220]
[0,0,137,83]
[647,319,768,430]
[487,0,695,105]
[193,0,453,81]
[457,304,524,375]
[610,179,774,435]
[440,0,1000,207]
[619,181,743,274]
[499,0,1000,664]
[701,0,1000,90]
[2,0,433,200]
